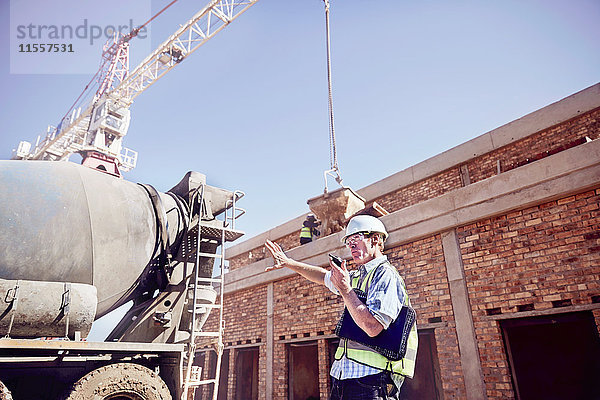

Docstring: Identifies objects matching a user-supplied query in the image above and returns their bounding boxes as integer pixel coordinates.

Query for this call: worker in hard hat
[299,214,321,245]
[265,215,417,399]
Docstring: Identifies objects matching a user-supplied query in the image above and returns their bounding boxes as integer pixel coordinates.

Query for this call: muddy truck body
[0,160,244,399]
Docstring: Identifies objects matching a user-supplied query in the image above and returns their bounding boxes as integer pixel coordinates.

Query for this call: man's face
[345,232,376,264]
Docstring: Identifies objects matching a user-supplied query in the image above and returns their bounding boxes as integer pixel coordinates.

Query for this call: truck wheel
[64,363,172,400]
[0,380,13,400]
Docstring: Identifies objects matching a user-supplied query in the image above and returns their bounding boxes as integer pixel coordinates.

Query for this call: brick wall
[229,230,300,271]
[271,274,342,398]
[200,271,342,399]
[457,188,600,399]
[387,235,467,398]
[273,275,341,339]
[205,190,599,399]
[199,287,268,399]
[468,109,600,183]
[376,168,463,212]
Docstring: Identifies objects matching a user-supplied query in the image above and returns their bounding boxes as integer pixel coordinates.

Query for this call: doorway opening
[501,311,600,400]
[235,347,259,400]
[288,341,319,400]
[401,329,443,399]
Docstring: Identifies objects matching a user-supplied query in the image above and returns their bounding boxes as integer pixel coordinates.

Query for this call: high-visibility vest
[334,261,418,378]
[300,226,312,239]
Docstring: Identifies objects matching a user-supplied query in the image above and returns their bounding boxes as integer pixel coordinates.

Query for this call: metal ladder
[182,184,245,400]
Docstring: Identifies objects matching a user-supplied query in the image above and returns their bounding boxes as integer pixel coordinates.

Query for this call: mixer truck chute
[0,161,245,399]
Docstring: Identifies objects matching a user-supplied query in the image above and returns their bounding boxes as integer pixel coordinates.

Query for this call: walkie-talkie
[328,253,343,267]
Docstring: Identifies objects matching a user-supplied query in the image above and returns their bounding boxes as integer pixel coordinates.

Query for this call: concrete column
[317,339,330,399]
[228,348,236,399]
[266,282,274,399]
[202,354,212,399]
[441,229,487,400]
[459,164,471,186]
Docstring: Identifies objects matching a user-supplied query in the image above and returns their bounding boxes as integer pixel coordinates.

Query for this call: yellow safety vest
[300,226,312,239]
[334,262,418,378]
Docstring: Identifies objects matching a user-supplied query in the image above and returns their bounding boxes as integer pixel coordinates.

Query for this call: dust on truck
[0,160,244,399]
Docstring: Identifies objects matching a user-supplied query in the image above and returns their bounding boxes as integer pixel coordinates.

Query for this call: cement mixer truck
[0,160,245,399]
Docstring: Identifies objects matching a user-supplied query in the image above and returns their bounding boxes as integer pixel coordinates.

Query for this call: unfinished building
[196,83,600,400]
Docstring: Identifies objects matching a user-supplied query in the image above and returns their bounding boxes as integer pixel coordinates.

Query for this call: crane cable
[135,0,179,35]
[323,0,343,191]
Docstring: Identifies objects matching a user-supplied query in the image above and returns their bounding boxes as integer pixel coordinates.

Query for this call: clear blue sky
[1,1,599,338]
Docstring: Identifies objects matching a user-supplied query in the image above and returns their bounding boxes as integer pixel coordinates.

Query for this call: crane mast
[12,0,259,174]
[96,32,131,103]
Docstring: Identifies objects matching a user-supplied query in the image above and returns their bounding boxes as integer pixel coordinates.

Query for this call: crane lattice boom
[115,0,258,104]
[18,0,259,168]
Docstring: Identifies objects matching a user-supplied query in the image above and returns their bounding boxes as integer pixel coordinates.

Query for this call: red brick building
[197,83,600,400]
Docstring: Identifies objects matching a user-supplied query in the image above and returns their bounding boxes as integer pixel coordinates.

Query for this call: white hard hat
[341,215,388,243]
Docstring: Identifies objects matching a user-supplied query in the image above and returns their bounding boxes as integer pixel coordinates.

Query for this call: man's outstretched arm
[265,239,326,285]
[265,240,383,337]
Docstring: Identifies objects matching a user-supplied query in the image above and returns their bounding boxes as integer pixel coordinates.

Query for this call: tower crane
[12,0,259,176]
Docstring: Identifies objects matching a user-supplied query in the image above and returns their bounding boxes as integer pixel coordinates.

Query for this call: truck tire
[0,380,13,400]
[64,362,172,400]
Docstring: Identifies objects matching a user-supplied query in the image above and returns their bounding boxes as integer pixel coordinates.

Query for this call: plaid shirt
[325,255,408,388]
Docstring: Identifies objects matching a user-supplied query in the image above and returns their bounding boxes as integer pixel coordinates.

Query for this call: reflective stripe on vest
[300,226,312,239]
[334,261,418,378]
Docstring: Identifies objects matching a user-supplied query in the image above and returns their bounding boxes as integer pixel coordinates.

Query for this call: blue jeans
[329,372,398,400]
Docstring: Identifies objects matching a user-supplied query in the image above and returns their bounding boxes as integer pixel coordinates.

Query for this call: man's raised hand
[264,239,290,271]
